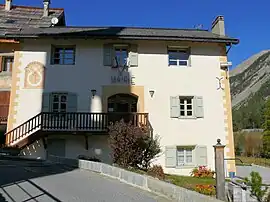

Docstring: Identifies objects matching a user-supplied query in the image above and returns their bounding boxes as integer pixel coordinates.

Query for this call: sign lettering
[111,75,135,85]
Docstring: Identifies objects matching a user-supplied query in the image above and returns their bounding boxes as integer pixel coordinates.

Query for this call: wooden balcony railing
[6,112,150,145]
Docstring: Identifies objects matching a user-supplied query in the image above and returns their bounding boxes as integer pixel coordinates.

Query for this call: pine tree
[262,98,270,158]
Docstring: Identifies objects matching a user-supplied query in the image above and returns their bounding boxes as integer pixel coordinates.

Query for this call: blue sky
[18,0,270,69]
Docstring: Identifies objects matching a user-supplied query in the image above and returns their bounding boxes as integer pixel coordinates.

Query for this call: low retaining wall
[47,155,222,202]
[228,181,270,202]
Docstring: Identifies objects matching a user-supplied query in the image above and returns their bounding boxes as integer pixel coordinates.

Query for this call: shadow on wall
[0,193,7,202]
[0,156,78,202]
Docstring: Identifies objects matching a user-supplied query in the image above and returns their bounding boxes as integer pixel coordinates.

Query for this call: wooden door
[0,91,10,122]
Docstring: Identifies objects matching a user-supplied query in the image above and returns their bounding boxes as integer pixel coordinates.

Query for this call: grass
[236,156,270,167]
[165,174,215,191]
[124,167,217,193]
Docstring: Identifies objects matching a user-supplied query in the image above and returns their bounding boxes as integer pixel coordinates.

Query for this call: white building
[5,16,239,176]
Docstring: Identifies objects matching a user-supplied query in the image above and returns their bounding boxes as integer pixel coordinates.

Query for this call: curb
[48,155,222,202]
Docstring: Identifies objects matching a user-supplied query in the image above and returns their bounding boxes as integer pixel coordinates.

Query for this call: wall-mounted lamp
[91,89,97,98]
[149,90,155,98]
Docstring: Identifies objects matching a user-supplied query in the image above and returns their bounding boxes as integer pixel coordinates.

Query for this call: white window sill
[176,165,195,169]
[178,116,197,119]
[168,65,189,68]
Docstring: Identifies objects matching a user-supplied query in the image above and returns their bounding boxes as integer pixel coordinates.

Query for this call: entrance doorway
[107,93,138,124]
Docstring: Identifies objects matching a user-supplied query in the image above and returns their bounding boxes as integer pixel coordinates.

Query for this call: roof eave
[4,34,239,45]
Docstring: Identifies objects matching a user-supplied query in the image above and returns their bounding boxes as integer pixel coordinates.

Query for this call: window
[177,147,194,166]
[51,46,75,65]
[1,57,14,72]
[180,97,193,117]
[51,94,67,112]
[113,46,128,67]
[168,48,190,66]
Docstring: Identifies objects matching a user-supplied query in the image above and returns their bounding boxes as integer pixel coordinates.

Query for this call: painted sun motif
[24,61,45,89]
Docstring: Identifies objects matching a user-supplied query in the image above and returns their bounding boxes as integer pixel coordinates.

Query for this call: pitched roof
[0,4,65,36]
[4,26,239,44]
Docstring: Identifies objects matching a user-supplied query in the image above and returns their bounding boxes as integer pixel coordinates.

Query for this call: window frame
[168,47,190,67]
[176,146,195,167]
[179,96,194,118]
[1,56,14,73]
[50,93,68,113]
[112,44,129,67]
[51,45,76,65]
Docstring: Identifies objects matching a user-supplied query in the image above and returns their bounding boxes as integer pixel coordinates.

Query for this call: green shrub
[244,171,268,202]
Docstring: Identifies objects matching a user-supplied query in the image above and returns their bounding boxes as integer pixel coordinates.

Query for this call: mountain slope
[230,50,270,130]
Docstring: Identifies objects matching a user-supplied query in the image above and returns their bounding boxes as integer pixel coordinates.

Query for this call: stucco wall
[11,39,228,175]
[20,134,112,164]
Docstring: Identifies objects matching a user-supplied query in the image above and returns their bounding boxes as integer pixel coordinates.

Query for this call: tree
[262,99,270,158]
[108,119,161,170]
[244,172,268,202]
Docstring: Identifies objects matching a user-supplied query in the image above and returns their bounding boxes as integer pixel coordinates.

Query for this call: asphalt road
[236,165,270,185]
[0,158,171,202]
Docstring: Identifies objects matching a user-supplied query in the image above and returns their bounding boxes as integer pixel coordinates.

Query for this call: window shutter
[42,93,51,112]
[103,44,113,66]
[195,145,207,166]
[165,146,177,168]
[67,93,77,112]
[170,96,180,118]
[129,44,138,67]
[194,96,204,118]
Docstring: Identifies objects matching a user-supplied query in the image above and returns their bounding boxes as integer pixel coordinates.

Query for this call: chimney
[211,16,225,36]
[43,0,51,17]
[5,0,12,11]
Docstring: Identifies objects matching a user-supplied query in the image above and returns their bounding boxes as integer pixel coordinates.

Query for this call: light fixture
[91,89,97,98]
[149,90,155,98]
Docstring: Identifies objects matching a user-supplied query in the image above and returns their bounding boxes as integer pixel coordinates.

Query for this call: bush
[147,165,165,180]
[108,119,161,170]
[244,171,268,202]
[190,166,215,178]
[195,184,216,195]
[77,155,101,162]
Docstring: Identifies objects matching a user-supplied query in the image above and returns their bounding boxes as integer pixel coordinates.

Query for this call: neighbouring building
[3,15,239,176]
[0,0,65,143]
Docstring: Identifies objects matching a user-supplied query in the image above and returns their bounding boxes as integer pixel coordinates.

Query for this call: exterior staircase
[5,112,152,149]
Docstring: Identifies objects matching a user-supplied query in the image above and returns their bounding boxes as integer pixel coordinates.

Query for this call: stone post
[213,139,226,201]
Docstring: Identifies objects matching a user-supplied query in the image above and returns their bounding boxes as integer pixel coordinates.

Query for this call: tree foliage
[108,119,161,170]
[262,99,270,158]
[244,171,268,202]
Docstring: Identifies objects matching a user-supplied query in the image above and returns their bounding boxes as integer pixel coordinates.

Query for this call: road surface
[0,157,171,202]
[236,165,270,185]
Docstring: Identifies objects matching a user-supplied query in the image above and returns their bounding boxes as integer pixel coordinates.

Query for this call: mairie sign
[111,75,135,85]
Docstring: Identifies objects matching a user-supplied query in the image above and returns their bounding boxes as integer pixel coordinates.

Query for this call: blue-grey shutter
[103,44,113,66]
[42,93,51,112]
[67,93,77,112]
[195,145,207,166]
[194,96,204,118]
[165,146,177,168]
[170,96,180,118]
[129,44,138,67]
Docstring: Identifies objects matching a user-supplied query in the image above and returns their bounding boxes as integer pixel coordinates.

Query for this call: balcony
[6,112,152,147]
[41,112,149,132]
